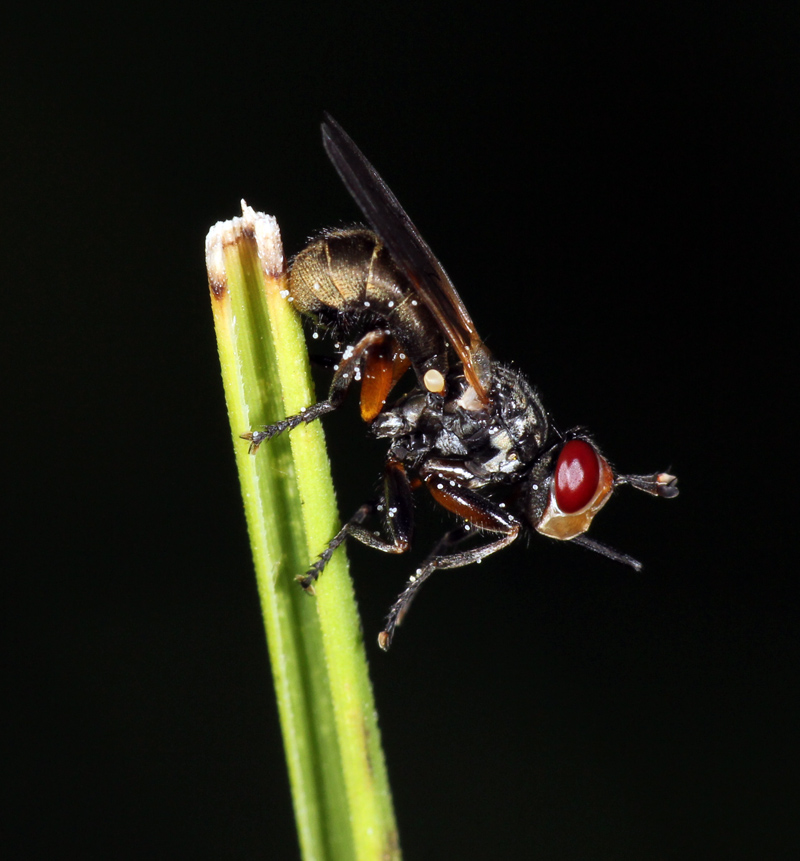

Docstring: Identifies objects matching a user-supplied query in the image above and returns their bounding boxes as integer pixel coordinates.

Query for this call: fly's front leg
[378,469,521,650]
[299,459,414,592]
[241,329,390,452]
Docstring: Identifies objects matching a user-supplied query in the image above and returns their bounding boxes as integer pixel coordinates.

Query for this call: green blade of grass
[206,204,399,861]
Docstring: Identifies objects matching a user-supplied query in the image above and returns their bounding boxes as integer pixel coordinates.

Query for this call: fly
[243,114,678,650]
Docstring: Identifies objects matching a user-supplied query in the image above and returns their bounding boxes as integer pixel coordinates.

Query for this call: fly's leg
[374,522,472,643]
[425,522,475,558]
[297,501,372,594]
[299,459,414,592]
[241,399,335,451]
[241,329,390,452]
[378,473,521,650]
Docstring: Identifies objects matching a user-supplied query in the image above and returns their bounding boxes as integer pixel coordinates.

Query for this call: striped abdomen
[288,228,447,380]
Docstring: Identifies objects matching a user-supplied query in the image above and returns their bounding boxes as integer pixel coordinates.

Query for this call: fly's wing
[321,113,492,403]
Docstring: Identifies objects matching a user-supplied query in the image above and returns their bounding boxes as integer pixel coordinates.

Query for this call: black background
[6,3,797,858]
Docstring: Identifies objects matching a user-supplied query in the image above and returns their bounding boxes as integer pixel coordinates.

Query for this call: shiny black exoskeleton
[244,115,678,650]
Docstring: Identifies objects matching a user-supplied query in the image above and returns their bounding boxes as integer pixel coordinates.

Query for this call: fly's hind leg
[241,329,390,452]
[241,399,336,451]
[299,459,414,592]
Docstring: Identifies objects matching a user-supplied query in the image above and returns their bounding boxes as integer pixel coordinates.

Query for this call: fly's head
[526,432,679,563]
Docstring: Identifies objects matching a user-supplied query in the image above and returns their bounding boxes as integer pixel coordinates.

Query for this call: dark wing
[321,113,492,403]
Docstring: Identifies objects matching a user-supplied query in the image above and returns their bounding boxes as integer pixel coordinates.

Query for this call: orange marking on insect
[360,336,396,421]
[425,475,501,530]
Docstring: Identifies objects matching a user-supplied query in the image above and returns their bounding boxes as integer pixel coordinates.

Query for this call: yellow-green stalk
[206,204,399,861]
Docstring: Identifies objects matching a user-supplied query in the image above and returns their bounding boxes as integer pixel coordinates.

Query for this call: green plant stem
[206,204,399,861]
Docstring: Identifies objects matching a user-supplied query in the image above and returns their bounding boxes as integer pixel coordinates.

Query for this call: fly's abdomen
[289,228,392,315]
[288,227,446,371]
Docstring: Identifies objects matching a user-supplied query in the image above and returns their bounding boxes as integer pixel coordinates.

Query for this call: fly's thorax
[371,389,443,439]
[490,364,549,458]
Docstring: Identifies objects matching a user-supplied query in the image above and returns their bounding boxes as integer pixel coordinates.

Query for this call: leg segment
[378,526,520,650]
[378,474,521,650]
[242,329,390,452]
[298,459,414,590]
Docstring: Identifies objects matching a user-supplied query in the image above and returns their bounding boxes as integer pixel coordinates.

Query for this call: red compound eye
[554,440,601,513]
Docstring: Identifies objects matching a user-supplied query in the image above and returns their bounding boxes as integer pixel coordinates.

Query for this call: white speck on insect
[333,364,339,371]
[280,289,289,298]
[312,331,319,339]
[437,483,443,489]
[364,301,371,307]
[342,345,355,360]
[388,300,395,308]
[313,282,321,291]
[411,299,418,306]
[532,484,538,491]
